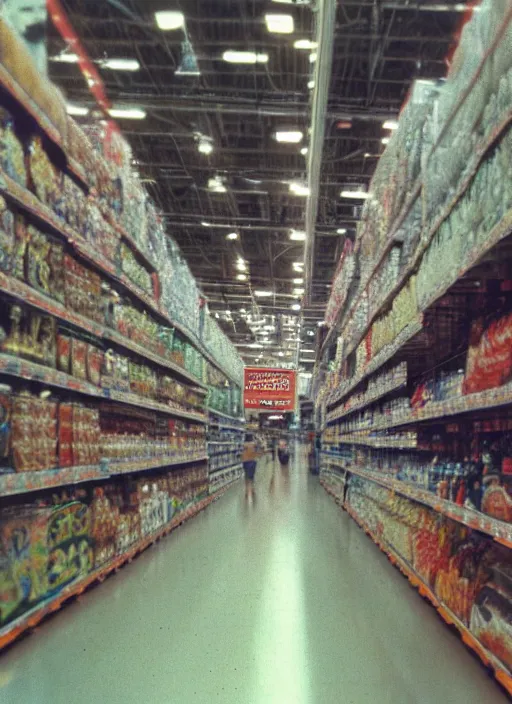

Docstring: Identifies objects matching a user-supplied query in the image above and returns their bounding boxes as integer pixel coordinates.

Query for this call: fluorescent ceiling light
[340,189,369,199]
[289,182,309,196]
[108,108,146,119]
[198,140,213,155]
[226,232,239,240]
[293,278,304,284]
[336,228,347,235]
[364,152,371,158]
[294,288,305,296]
[66,104,89,117]
[289,229,306,241]
[240,308,247,314]
[155,10,185,30]
[255,291,273,298]
[201,221,212,227]
[208,177,226,193]
[307,330,315,336]
[382,137,390,145]
[223,50,269,64]
[301,350,316,355]
[300,147,308,156]
[309,53,317,63]
[236,259,247,272]
[293,262,304,272]
[383,119,399,130]
[294,39,317,50]
[101,58,140,71]
[278,352,285,357]
[237,274,247,281]
[307,80,315,89]
[275,130,303,143]
[265,14,294,34]
[52,52,79,64]
[291,303,301,311]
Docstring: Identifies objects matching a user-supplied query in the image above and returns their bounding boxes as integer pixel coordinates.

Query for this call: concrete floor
[0,449,508,704]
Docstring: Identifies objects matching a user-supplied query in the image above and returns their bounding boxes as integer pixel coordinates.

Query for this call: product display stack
[0,20,244,649]
[316,1,512,694]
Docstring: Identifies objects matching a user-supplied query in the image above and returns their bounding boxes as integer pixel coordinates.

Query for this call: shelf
[209,461,243,475]
[107,454,208,477]
[207,440,241,446]
[0,170,161,312]
[0,465,107,497]
[337,494,512,697]
[337,380,512,435]
[0,273,207,390]
[340,463,512,549]
[0,353,208,424]
[207,408,245,423]
[0,173,241,388]
[322,18,512,363]
[0,453,209,498]
[329,317,423,408]
[327,372,407,420]
[0,484,237,652]
[0,64,63,148]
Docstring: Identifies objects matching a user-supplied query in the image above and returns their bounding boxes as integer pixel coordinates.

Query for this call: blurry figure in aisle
[278,437,290,466]
[271,436,277,460]
[242,433,259,499]
[2,0,47,74]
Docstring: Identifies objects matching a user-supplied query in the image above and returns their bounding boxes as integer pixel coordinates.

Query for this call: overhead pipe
[304,0,337,305]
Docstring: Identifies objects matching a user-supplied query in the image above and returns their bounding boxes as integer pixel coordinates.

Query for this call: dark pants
[243,460,257,480]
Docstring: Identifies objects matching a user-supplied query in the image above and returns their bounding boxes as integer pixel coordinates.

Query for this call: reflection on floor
[0,447,508,704]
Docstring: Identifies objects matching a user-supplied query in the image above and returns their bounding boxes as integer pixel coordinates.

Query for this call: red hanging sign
[47,0,112,114]
[244,368,296,412]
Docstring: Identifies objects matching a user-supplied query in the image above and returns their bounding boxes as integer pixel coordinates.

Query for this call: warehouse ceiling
[48,0,466,369]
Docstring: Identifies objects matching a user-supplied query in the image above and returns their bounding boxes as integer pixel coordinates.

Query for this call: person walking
[242,433,258,499]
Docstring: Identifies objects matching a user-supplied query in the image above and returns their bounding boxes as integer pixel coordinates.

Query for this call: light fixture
[176,39,201,75]
[101,58,140,71]
[201,221,212,227]
[336,228,347,235]
[340,189,369,199]
[275,130,303,143]
[236,258,247,272]
[240,308,247,314]
[294,39,317,50]
[265,14,294,34]
[226,232,239,240]
[208,176,226,193]
[291,303,301,311]
[223,50,269,64]
[307,80,315,89]
[383,119,399,130]
[289,182,309,196]
[293,278,304,284]
[294,288,305,296]
[198,139,213,155]
[155,10,185,30]
[277,352,285,357]
[364,152,371,158]
[309,53,317,63]
[51,52,79,64]
[66,104,89,117]
[237,274,248,281]
[255,291,273,298]
[300,146,308,155]
[382,137,390,145]
[293,262,304,272]
[289,229,306,241]
[108,108,146,119]
[307,330,315,337]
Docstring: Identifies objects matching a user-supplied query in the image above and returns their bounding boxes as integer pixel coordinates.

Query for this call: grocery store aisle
[0,450,507,704]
